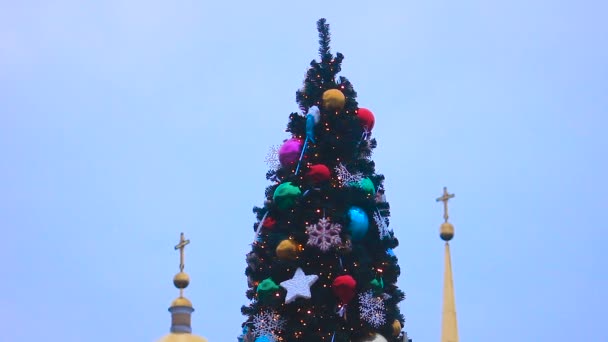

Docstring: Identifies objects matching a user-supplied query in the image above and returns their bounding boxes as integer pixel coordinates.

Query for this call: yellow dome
[156,333,208,342]
[171,297,193,308]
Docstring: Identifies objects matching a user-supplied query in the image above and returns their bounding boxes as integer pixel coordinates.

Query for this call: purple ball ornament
[279,138,303,167]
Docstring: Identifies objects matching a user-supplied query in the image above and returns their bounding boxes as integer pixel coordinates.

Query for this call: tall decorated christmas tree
[240,19,410,342]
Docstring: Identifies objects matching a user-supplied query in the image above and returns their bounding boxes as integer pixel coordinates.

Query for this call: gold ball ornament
[276,239,301,260]
[357,333,388,342]
[173,271,190,289]
[440,222,454,241]
[322,89,346,111]
[392,319,402,336]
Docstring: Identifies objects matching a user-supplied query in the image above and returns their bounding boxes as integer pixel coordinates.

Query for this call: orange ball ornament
[322,89,346,111]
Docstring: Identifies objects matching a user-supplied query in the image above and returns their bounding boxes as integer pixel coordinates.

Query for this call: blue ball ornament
[255,335,274,342]
[347,206,369,241]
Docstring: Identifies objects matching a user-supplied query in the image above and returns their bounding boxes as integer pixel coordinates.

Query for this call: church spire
[156,232,208,342]
[436,187,459,342]
[170,232,194,333]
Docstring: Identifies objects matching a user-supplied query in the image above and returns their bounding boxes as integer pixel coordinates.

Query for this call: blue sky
[0,1,606,341]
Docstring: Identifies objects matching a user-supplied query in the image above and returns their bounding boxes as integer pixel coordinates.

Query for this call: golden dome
[173,272,190,289]
[440,222,454,241]
[156,333,208,342]
[171,296,193,308]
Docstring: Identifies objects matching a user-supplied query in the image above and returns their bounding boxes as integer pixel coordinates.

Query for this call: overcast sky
[1,1,606,341]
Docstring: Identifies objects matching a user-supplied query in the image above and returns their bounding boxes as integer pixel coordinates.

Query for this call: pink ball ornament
[278,138,303,167]
[357,108,375,131]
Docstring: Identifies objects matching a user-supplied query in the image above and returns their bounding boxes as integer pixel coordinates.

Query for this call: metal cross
[174,232,190,272]
[436,187,455,222]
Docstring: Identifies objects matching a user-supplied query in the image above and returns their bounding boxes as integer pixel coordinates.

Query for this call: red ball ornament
[305,164,331,184]
[357,108,375,131]
[332,275,357,304]
[262,217,276,229]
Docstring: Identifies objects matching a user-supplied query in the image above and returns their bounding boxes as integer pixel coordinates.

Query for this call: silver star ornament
[279,267,319,304]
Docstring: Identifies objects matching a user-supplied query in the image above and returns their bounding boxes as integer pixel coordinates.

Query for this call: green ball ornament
[359,177,375,194]
[257,277,280,300]
[348,177,375,195]
[273,182,301,210]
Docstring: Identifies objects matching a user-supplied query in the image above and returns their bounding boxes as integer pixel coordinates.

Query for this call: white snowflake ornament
[358,290,386,328]
[334,163,363,186]
[252,310,285,340]
[373,211,392,240]
[306,218,342,252]
[279,267,319,304]
[264,145,281,169]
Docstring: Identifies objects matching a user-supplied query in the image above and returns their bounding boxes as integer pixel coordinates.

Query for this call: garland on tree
[240,18,409,342]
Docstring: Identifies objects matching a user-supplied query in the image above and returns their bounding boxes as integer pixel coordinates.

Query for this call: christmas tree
[240,19,410,342]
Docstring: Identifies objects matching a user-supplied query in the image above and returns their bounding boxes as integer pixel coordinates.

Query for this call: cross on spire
[174,232,190,273]
[436,187,455,223]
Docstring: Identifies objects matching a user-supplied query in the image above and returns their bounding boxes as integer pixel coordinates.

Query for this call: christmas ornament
[373,211,392,240]
[332,274,357,304]
[254,335,274,342]
[257,278,280,300]
[347,206,369,241]
[305,164,331,184]
[252,310,285,340]
[272,182,301,210]
[348,177,375,195]
[296,106,322,175]
[357,108,375,131]
[278,138,303,166]
[392,319,402,336]
[306,217,342,252]
[358,290,386,328]
[262,216,276,229]
[370,277,384,295]
[335,163,362,186]
[265,145,281,169]
[358,333,388,342]
[305,106,321,143]
[276,239,300,260]
[279,267,319,303]
[322,89,346,111]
